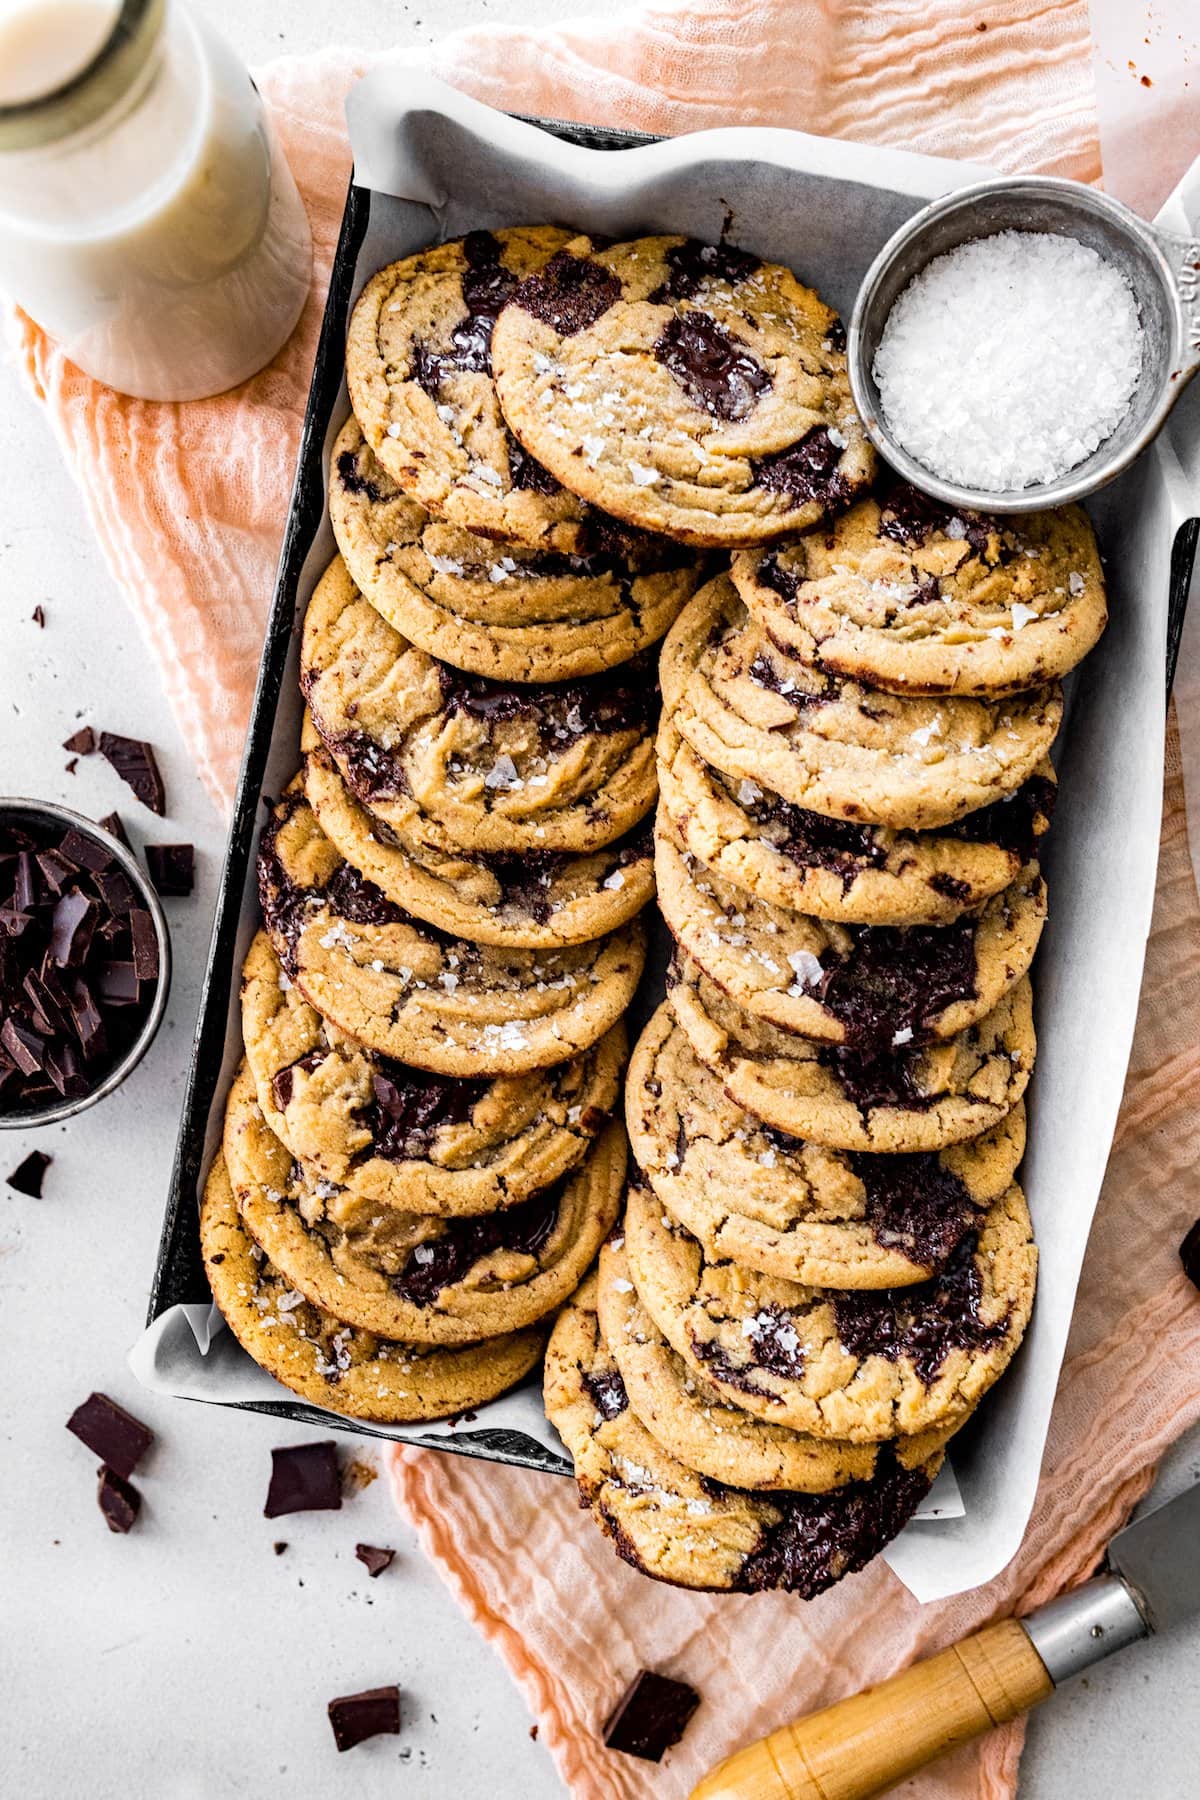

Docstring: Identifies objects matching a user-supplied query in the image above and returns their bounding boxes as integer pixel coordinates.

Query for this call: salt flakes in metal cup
[848,175,1200,513]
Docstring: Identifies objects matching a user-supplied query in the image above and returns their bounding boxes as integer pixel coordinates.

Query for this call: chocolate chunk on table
[355,1543,395,1579]
[145,842,195,897]
[67,1391,154,1480]
[99,731,166,815]
[328,1686,402,1752]
[97,1466,141,1533]
[6,1149,52,1197]
[62,727,96,755]
[264,1441,342,1518]
[603,1670,700,1762]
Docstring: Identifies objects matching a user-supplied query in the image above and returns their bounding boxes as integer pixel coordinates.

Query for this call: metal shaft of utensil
[1023,1573,1149,1684]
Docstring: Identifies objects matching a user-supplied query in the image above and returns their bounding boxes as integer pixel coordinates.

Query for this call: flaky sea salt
[873,230,1144,490]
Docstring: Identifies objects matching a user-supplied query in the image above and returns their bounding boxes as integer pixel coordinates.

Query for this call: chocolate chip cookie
[491,234,875,546]
[669,954,1035,1152]
[657,716,1056,925]
[201,1156,545,1421]
[330,416,703,682]
[223,1063,626,1344]
[257,786,647,1075]
[596,1235,958,1487]
[303,731,654,950]
[622,1178,1037,1441]
[240,930,623,1216]
[625,1003,1026,1286]
[662,575,1063,831]
[346,227,604,550]
[656,820,1047,1047]
[544,1273,938,1593]
[731,480,1107,696]
[302,556,659,855]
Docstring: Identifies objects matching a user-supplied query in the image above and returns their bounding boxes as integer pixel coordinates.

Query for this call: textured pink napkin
[7,5,1200,1796]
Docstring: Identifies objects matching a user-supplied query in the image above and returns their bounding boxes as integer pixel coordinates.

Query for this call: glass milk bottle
[0,0,312,400]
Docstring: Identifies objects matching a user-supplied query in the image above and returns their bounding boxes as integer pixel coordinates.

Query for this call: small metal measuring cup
[848,175,1200,513]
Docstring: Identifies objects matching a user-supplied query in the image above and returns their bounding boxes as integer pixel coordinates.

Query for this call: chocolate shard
[96,960,140,1006]
[145,842,195,897]
[95,868,137,915]
[263,1441,342,1518]
[6,1149,52,1197]
[327,1686,401,1753]
[354,1543,395,1579]
[45,1039,88,1098]
[48,890,98,967]
[97,1466,141,1533]
[129,910,160,981]
[98,811,131,849]
[59,827,113,874]
[602,1670,700,1762]
[1180,1220,1200,1289]
[14,851,39,913]
[62,727,97,755]
[99,731,166,815]
[67,1392,154,1479]
[67,978,107,1061]
[35,850,75,896]
[1,1015,49,1077]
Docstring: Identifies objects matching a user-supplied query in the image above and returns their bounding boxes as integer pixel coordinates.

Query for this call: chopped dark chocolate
[1179,1219,1200,1290]
[129,910,160,980]
[96,960,140,1005]
[98,811,131,849]
[327,1686,401,1753]
[6,1149,51,1197]
[602,1670,699,1762]
[99,731,166,815]
[62,727,96,755]
[66,1391,154,1480]
[355,1543,396,1578]
[48,890,98,967]
[145,842,195,897]
[97,1466,141,1533]
[61,829,114,874]
[263,1441,343,1518]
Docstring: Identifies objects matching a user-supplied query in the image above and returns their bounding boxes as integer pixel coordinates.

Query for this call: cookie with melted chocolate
[329,417,703,683]
[621,1178,1036,1442]
[731,483,1107,697]
[657,715,1056,926]
[201,1155,546,1422]
[625,1003,1025,1287]
[491,233,874,548]
[544,1273,940,1593]
[240,931,625,1217]
[222,1062,626,1345]
[302,728,654,951]
[256,783,647,1077]
[668,952,1035,1153]
[301,556,659,856]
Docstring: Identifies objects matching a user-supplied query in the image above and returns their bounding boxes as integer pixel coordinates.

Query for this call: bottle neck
[0,0,165,155]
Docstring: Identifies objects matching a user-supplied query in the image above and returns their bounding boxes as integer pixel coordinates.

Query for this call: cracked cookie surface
[201,1155,545,1420]
[241,929,624,1215]
[492,234,875,547]
[731,480,1106,696]
[662,575,1063,831]
[544,1273,938,1592]
[625,1003,1025,1286]
[330,415,704,681]
[669,953,1034,1152]
[622,1178,1036,1441]
[302,555,659,855]
[223,1062,626,1344]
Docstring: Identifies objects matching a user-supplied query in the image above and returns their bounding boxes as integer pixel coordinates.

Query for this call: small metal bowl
[0,797,172,1129]
[848,174,1200,513]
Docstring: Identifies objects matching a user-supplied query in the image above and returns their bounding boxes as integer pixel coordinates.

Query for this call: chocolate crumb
[63,728,96,755]
[342,1457,378,1495]
[32,605,45,628]
[7,1148,51,1196]
[66,1391,153,1479]
[264,1441,342,1517]
[602,1670,699,1762]
[273,1541,288,1555]
[355,1543,395,1578]
[98,812,131,849]
[97,1466,141,1533]
[328,1686,402,1753]
[529,1724,539,1741]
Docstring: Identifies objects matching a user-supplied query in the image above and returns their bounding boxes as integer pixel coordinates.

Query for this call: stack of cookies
[502,234,1108,1593]
[201,229,713,1424]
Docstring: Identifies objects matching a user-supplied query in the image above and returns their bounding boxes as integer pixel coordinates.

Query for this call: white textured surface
[1,4,1198,1795]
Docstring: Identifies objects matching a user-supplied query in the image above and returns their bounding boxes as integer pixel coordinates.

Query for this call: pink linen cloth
[7,5,1200,1795]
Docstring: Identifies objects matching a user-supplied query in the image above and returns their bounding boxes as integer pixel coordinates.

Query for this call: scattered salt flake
[439,970,459,993]
[628,462,659,487]
[612,1278,634,1294]
[787,949,823,990]
[386,422,403,438]
[892,1025,914,1047]
[436,404,455,424]
[484,754,522,791]
[758,1148,777,1168]
[582,435,605,463]
[826,425,847,449]
[429,553,466,575]
[601,870,626,891]
[1010,601,1039,630]
[1068,571,1085,595]
[737,778,762,805]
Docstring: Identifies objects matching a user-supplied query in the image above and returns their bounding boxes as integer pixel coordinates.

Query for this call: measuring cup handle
[1150,221,1200,380]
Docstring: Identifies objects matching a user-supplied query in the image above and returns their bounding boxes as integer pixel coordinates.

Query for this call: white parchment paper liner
[131,72,1200,1600]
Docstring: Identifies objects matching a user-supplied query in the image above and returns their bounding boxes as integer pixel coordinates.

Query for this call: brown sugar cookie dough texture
[491,234,876,547]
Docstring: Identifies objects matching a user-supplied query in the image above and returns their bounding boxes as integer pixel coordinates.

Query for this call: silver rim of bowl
[0,796,172,1128]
